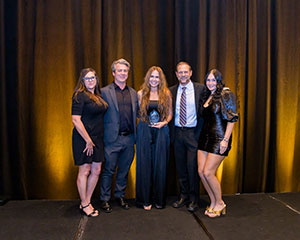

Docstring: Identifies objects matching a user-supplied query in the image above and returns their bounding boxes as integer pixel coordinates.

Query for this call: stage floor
[0,193,299,240]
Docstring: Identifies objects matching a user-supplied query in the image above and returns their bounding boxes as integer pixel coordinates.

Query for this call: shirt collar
[113,81,128,90]
[179,80,193,90]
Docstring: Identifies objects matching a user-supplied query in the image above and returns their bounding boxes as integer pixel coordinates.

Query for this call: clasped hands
[151,121,168,129]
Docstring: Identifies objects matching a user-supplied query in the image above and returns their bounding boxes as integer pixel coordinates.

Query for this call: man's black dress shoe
[155,204,163,209]
[187,201,198,212]
[172,197,189,208]
[101,201,112,213]
[116,197,129,210]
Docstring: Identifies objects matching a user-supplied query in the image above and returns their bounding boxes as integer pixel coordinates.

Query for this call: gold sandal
[208,204,226,218]
[204,206,213,215]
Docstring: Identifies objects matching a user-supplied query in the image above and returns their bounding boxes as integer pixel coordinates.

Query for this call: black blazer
[101,83,139,144]
[168,82,205,142]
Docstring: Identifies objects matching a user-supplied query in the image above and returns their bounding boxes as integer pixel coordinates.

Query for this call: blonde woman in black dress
[197,69,238,218]
[72,68,108,217]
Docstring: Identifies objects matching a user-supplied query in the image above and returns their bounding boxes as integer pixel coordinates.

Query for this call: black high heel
[155,204,163,209]
[80,203,99,217]
[80,203,98,213]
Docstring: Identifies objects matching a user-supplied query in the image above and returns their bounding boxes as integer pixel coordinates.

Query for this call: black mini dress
[198,88,238,156]
[72,91,107,165]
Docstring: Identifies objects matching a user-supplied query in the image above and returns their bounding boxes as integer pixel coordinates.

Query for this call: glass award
[149,110,160,126]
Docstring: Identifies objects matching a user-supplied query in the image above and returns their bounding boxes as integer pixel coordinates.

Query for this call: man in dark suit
[169,62,204,212]
[100,58,138,213]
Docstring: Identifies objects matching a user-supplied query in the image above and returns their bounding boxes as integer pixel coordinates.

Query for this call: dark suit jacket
[169,82,205,142]
[101,83,139,144]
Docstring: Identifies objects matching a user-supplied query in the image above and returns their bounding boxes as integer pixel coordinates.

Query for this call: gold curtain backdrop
[1,0,299,200]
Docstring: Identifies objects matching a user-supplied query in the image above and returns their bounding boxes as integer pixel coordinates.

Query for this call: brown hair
[176,61,192,71]
[73,68,108,107]
[139,66,170,122]
[203,68,225,101]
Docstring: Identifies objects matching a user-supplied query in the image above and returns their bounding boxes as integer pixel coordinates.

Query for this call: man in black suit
[100,58,138,213]
[169,62,204,212]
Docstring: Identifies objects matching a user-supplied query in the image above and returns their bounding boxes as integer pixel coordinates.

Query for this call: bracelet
[223,137,229,142]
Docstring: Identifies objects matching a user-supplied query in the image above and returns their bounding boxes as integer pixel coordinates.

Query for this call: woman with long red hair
[135,66,172,210]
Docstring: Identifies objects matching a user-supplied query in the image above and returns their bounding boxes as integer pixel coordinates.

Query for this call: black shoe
[101,201,112,213]
[80,203,99,217]
[187,201,198,212]
[155,204,163,209]
[172,197,189,208]
[116,197,129,210]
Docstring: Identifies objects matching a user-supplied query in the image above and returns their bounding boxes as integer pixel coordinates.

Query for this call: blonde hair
[139,66,170,122]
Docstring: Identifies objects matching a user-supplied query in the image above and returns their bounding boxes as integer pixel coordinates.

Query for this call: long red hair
[139,66,170,122]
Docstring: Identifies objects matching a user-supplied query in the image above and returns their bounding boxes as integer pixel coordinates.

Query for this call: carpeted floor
[0,193,299,240]
[195,193,300,240]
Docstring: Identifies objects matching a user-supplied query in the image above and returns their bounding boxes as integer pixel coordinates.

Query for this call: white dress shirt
[175,81,197,127]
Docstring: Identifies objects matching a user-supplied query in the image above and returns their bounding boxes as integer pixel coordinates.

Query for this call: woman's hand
[219,140,228,154]
[152,121,168,129]
[83,140,95,156]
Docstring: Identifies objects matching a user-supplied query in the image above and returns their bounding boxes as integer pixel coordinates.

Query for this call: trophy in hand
[149,109,160,126]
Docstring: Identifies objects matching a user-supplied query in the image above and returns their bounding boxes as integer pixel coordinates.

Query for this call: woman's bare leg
[203,153,225,212]
[86,162,102,204]
[77,163,97,216]
[197,150,216,210]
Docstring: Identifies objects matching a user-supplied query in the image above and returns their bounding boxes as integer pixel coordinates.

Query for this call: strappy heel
[208,204,226,218]
[204,206,213,215]
[80,203,99,217]
[80,203,98,212]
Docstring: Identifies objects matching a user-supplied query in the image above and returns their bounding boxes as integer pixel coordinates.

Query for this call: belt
[175,126,196,130]
[119,131,132,136]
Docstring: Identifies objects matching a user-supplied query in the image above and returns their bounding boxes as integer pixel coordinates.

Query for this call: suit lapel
[173,84,179,112]
[109,83,119,112]
[193,83,200,113]
[129,87,136,114]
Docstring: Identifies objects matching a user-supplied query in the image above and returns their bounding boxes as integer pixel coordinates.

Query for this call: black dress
[72,91,107,165]
[198,88,238,156]
[136,101,170,207]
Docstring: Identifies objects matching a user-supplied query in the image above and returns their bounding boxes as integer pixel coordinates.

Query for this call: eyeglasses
[83,76,96,81]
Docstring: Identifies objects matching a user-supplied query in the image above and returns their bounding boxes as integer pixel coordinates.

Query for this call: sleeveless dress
[136,100,170,207]
[198,88,238,156]
[72,91,107,165]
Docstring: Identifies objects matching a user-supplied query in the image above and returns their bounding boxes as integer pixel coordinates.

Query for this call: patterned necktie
[179,87,187,126]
